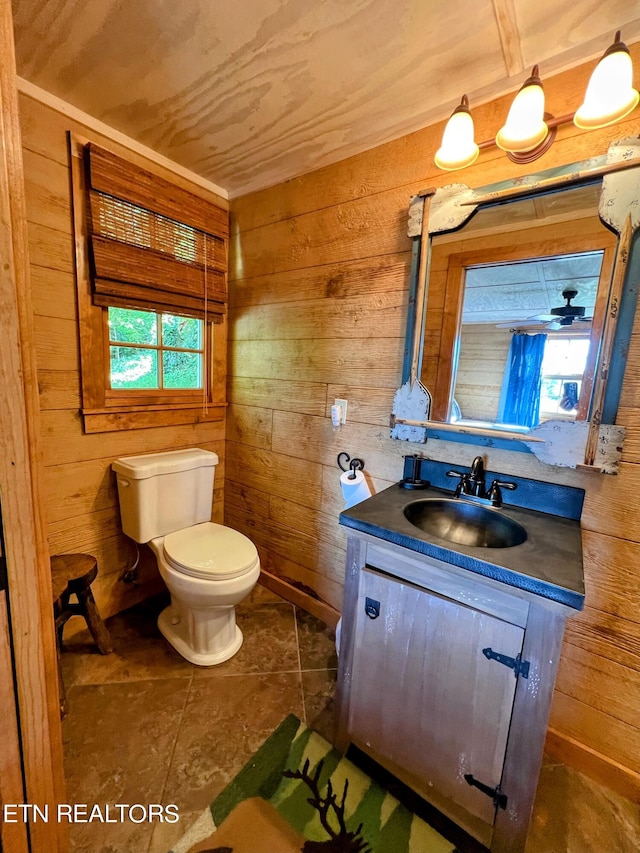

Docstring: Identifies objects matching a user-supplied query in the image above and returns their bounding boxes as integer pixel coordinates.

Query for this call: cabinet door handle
[364,597,380,619]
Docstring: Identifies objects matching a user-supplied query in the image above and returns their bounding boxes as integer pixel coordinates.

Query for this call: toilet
[112,448,260,666]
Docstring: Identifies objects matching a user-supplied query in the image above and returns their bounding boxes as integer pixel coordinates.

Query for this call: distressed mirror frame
[392,137,640,473]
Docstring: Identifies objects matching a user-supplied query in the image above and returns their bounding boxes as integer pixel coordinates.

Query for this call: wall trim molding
[258,570,340,630]
[545,727,640,802]
[16,76,229,200]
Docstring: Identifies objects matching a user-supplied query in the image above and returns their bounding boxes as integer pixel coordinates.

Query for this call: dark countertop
[339,482,585,610]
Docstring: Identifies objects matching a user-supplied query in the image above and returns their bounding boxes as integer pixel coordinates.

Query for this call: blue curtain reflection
[498,333,547,428]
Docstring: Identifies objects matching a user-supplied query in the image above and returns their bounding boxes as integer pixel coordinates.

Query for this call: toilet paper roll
[340,469,372,509]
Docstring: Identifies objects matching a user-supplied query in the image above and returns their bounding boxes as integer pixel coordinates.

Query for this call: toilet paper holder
[337,452,365,480]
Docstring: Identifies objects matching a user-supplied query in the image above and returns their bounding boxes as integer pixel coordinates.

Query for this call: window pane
[540,378,582,416]
[108,307,157,344]
[110,347,159,388]
[541,338,590,374]
[161,314,202,350]
[162,351,202,389]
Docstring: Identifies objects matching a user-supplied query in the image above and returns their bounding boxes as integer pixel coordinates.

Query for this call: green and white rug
[169,714,456,853]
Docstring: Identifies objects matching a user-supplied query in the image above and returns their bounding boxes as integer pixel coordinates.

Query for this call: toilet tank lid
[112,448,218,479]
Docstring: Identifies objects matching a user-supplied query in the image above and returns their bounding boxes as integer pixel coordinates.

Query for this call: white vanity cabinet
[335,532,573,853]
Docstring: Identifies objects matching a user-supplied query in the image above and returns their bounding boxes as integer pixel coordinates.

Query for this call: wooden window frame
[103,307,211,406]
[69,133,228,433]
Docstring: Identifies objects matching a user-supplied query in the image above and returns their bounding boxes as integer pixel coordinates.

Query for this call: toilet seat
[163,522,259,581]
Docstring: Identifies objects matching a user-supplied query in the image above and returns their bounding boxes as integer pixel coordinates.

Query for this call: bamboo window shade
[85,143,229,321]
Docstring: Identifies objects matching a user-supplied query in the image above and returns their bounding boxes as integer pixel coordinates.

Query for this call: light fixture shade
[574,31,639,129]
[496,66,549,153]
[434,95,479,171]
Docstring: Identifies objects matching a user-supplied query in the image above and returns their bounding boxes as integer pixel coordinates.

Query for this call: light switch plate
[334,398,348,424]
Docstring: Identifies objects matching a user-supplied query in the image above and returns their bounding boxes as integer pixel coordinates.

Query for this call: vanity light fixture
[574,31,640,129]
[434,95,480,171]
[495,66,557,163]
[434,30,638,172]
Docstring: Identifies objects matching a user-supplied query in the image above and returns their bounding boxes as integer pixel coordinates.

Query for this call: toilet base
[157,605,244,666]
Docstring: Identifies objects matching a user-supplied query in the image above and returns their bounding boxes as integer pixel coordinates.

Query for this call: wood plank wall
[456,325,511,421]
[18,93,228,630]
[228,48,640,796]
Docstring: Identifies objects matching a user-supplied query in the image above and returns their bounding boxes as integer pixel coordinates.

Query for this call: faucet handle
[447,470,472,496]
[492,479,517,491]
[487,479,517,507]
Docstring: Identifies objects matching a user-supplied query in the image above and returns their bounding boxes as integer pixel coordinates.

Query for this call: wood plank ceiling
[11,0,640,197]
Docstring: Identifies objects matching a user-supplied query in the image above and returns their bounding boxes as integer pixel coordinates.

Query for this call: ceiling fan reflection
[496,287,592,331]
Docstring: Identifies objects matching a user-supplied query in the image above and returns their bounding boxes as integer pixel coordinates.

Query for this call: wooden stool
[51,553,113,718]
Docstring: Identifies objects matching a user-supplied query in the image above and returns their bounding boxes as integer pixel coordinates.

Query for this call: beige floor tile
[527,761,640,853]
[245,580,287,605]
[302,668,337,745]
[62,677,192,853]
[295,607,337,670]
[66,813,155,853]
[162,672,305,812]
[60,594,193,687]
[147,808,201,853]
[63,678,191,805]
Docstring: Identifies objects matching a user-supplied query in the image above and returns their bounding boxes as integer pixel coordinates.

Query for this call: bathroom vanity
[335,458,585,853]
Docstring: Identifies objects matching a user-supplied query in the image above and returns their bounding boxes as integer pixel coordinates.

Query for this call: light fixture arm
[603,30,626,60]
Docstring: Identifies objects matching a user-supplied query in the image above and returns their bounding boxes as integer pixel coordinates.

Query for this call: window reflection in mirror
[426,182,617,431]
[451,249,604,428]
[540,336,591,420]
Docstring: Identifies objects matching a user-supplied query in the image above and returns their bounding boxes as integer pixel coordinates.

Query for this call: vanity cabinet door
[349,567,525,829]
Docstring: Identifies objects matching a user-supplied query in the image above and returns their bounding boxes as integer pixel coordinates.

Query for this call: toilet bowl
[112,449,260,666]
[151,522,260,665]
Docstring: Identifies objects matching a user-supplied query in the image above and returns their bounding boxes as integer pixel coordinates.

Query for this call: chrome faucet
[446,456,517,507]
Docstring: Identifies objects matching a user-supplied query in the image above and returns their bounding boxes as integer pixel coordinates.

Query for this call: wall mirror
[428,182,615,427]
[392,137,640,471]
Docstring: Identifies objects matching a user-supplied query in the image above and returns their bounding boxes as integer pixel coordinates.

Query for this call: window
[108,308,205,391]
[539,336,591,419]
[70,135,229,432]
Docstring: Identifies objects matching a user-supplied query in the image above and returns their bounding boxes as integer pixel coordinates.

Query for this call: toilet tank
[112,448,218,543]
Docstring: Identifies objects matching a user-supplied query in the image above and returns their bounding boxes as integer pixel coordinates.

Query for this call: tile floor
[59,586,640,853]
[60,585,336,853]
